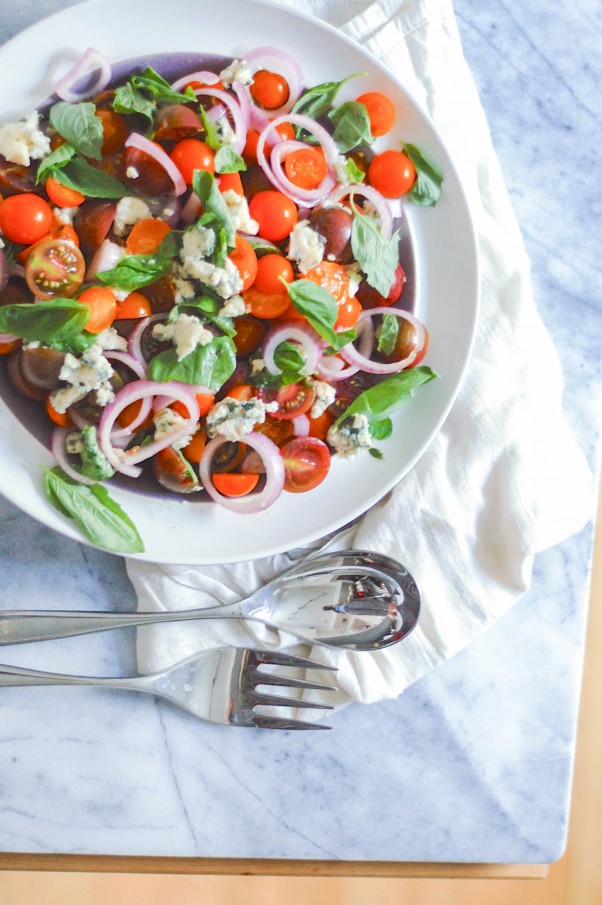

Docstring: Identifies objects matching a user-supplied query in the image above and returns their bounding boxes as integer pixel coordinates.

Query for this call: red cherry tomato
[24,237,86,300]
[253,253,294,295]
[169,138,216,184]
[228,234,258,291]
[355,92,395,137]
[44,177,85,208]
[153,446,200,494]
[249,69,291,110]
[356,263,406,309]
[76,286,118,334]
[259,383,315,420]
[368,150,416,198]
[115,291,153,320]
[0,193,53,245]
[284,147,327,190]
[212,472,260,497]
[335,295,362,331]
[281,437,331,493]
[95,109,128,155]
[248,190,298,242]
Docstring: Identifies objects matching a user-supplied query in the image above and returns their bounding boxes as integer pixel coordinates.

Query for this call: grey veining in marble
[0,0,600,863]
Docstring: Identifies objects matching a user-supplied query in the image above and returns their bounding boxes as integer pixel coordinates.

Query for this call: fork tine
[252,713,332,730]
[255,672,337,692]
[253,649,338,671]
[253,690,333,710]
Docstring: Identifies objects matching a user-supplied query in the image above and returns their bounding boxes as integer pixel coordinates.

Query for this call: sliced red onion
[104,351,149,439]
[244,46,304,117]
[68,408,95,430]
[127,313,167,367]
[181,192,202,225]
[0,248,9,295]
[316,353,359,383]
[51,427,96,485]
[125,133,187,197]
[292,414,310,437]
[53,48,112,102]
[86,238,124,281]
[199,431,284,514]
[262,320,322,377]
[0,333,19,344]
[190,87,248,155]
[152,385,212,412]
[205,102,228,124]
[170,70,220,92]
[339,307,427,374]
[324,184,394,239]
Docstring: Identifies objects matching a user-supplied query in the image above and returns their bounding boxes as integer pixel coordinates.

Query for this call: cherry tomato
[376,319,430,368]
[228,235,258,291]
[169,138,215,184]
[0,193,53,245]
[243,285,292,320]
[153,446,201,494]
[284,147,327,190]
[115,291,153,320]
[122,145,173,195]
[355,92,395,137]
[74,200,116,256]
[304,260,350,304]
[24,237,85,300]
[212,472,260,497]
[281,437,330,493]
[308,409,334,441]
[335,296,362,331]
[226,383,255,402]
[95,109,128,155]
[253,416,294,446]
[232,316,266,356]
[76,286,118,334]
[115,398,154,431]
[181,428,207,464]
[259,383,315,420]
[368,150,416,198]
[45,395,72,428]
[7,351,49,400]
[125,218,172,255]
[171,391,215,418]
[45,177,85,208]
[20,346,65,389]
[253,253,294,295]
[356,263,406,309]
[218,171,244,196]
[53,223,80,248]
[248,190,298,242]
[154,104,202,141]
[210,441,246,473]
[249,69,290,110]
[243,122,295,164]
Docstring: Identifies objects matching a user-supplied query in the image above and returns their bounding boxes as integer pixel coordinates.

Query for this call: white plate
[0,0,478,564]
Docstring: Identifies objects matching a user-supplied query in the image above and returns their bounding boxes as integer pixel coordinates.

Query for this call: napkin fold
[127,0,593,715]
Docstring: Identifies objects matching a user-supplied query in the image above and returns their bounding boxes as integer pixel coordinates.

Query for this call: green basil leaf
[47,331,98,354]
[368,447,384,459]
[147,335,237,391]
[351,207,400,297]
[329,100,373,153]
[245,237,281,255]
[113,82,156,122]
[214,145,246,174]
[49,101,103,160]
[175,295,236,336]
[286,279,354,352]
[199,105,221,151]
[97,231,177,290]
[370,417,393,441]
[337,366,438,425]
[292,73,363,122]
[339,156,365,185]
[131,66,195,105]
[35,142,77,184]
[192,170,235,248]
[55,158,128,198]
[376,314,399,356]
[0,299,89,342]
[403,143,443,207]
[43,467,144,554]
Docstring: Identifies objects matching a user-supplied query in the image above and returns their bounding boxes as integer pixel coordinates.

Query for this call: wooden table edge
[0,854,549,879]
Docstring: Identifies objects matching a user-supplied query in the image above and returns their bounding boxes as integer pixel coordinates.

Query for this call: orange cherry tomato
[304,260,350,304]
[308,409,334,441]
[284,147,327,190]
[45,396,73,428]
[253,253,294,295]
[228,235,258,291]
[125,218,172,255]
[232,315,266,356]
[45,177,85,208]
[115,399,155,431]
[248,190,298,242]
[355,92,396,137]
[0,193,53,245]
[249,69,291,110]
[226,383,255,402]
[253,416,294,447]
[0,337,20,355]
[334,295,362,331]
[76,286,118,334]
[171,391,215,419]
[181,428,207,464]
[243,285,293,320]
[115,291,153,320]
[218,171,244,196]
[169,138,215,184]
[243,122,295,163]
[95,109,128,155]
[368,150,416,198]
[54,223,80,247]
[212,472,260,497]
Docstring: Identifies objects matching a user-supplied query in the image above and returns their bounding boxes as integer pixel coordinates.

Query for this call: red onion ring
[262,320,322,377]
[190,87,248,155]
[127,313,167,367]
[339,307,427,374]
[86,238,123,281]
[244,46,304,117]
[104,351,150,439]
[51,427,96,485]
[292,414,310,437]
[170,70,220,92]
[152,385,212,412]
[181,192,202,225]
[0,248,9,295]
[324,184,394,239]
[53,48,112,102]
[316,319,373,382]
[199,431,284,514]
[125,133,187,197]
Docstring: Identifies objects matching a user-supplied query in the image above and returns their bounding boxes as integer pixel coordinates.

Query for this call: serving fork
[0,647,337,730]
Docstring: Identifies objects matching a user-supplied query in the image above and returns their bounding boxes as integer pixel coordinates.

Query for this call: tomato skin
[25,237,86,300]
[77,286,118,334]
[125,218,171,255]
[212,472,260,497]
[355,92,395,137]
[115,291,153,320]
[45,395,72,427]
[122,146,173,195]
[281,437,331,493]
[154,104,202,141]
[308,409,334,441]
[253,253,294,295]
[181,428,207,464]
[243,123,295,164]
[248,190,298,242]
[74,200,116,256]
[253,416,294,447]
[218,171,244,196]
[171,391,215,418]
[284,147,327,190]
[243,285,292,320]
[153,446,201,494]
[232,315,266,356]
[169,138,215,184]
[226,383,255,402]
[249,69,291,110]
[304,260,350,304]
[45,177,85,208]
[335,296,362,331]
[228,235,258,291]
[259,383,315,420]
[95,109,128,155]
[0,193,53,245]
[376,320,430,368]
[368,150,416,198]
[357,263,406,309]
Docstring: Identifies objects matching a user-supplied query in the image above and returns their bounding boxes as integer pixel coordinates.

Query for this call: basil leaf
[36,142,76,184]
[351,207,400,297]
[97,231,178,290]
[55,158,128,198]
[329,101,373,153]
[131,67,195,105]
[147,335,237,391]
[214,145,246,174]
[192,170,235,248]
[199,105,221,151]
[176,295,235,336]
[404,143,443,207]
[113,82,156,122]
[376,314,399,356]
[47,331,98,354]
[44,467,144,554]
[292,73,362,121]
[274,341,306,376]
[370,417,393,441]
[337,366,438,425]
[49,102,103,161]
[286,279,354,352]
[79,425,115,481]
[338,156,365,185]
[368,447,384,459]
[0,299,89,343]
[245,237,280,255]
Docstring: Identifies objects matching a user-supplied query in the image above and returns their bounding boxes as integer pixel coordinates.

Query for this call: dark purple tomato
[356,263,406,309]
[309,206,353,263]
[20,346,66,390]
[153,446,201,493]
[154,104,203,140]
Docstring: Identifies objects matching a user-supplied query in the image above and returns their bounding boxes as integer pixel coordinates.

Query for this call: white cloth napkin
[127,0,593,715]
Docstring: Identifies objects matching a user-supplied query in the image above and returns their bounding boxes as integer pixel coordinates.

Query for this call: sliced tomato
[232,316,266,356]
[228,235,258,291]
[259,383,315,420]
[153,446,201,494]
[253,416,294,446]
[45,395,73,428]
[281,437,330,493]
[181,428,207,464]
[125,218,171,255]
[243,285,292,320]
[308,409,334,441]
[210,440,246,473]
[212,472,260,497]
[226,383,255,402]
[24,237,86,300]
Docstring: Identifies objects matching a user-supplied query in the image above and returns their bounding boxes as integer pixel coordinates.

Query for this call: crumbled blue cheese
[181,224,215,263]
[221,189,259,235]
[152,313,213,361]
[94,327,128,352]
[50,345,115,414]
[219,59,253,88]
[310,380,336,418]
[65,432,84,455]
[334,155,354,186]
[218,294,247,318]
[327,413,372,459]
[216,116,236,146]
[185,258,243,299]
[126,166,140,179]
[113,197,152,236]
[206,397,277,442]
[53,206,79,226]
[0,112,51,166]
[153,407,194,450]
[287,221,325,273]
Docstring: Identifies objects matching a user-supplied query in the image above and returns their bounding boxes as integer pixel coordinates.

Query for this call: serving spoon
[0,550,420,651]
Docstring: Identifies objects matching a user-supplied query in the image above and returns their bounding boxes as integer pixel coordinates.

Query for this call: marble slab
[0,0,600,863]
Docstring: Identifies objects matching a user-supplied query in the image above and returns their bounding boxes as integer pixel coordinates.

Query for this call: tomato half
[304,261,350,304]
[95,109,128,155]
[228,235,258,291]
[45,177,85,208]
[232,316,266,356]
[212,472,260,497]
[243,285,292,320]
[368,150,416,198]
[0,193,53,245]
[355,92,395,137]
[334,296,362,331]
[281,437,331,493]
[169,138,215,184]
[249,69,291,110]
[248,190,298,242]
[153,446,201,494]
[25,237,86,300]
[125,218,171,255]
[76,286,118,334]
[259,383,315,420]
[115,291,153,320]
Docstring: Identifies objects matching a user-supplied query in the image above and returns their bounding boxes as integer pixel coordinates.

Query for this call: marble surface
[0,0,601,864]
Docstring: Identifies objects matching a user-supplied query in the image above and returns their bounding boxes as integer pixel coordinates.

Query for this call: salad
[0,46,442,553]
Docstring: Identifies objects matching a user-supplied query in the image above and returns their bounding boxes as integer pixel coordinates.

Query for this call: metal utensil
[0,647,337,730]
[0,550,420,651]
